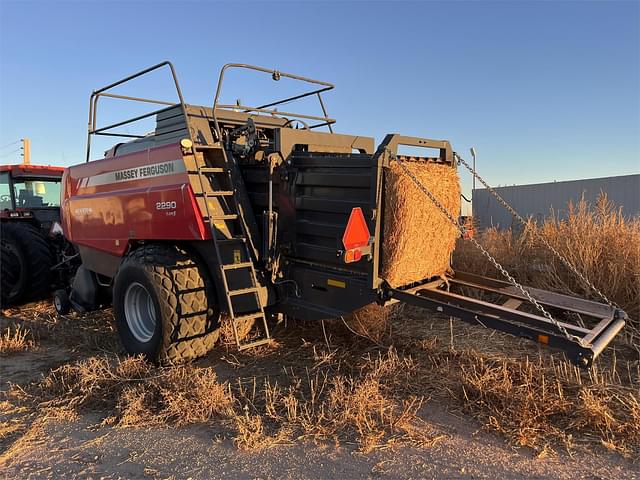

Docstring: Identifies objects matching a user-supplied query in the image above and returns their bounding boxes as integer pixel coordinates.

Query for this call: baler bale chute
[56,61,627,368]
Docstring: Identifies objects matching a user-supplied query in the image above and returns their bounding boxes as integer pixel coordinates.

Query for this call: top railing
[211,63,336,138]
[85,61,192,162]
[85,61,337,162]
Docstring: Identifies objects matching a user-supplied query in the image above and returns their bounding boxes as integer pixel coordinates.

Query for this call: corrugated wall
[472,174,640,230]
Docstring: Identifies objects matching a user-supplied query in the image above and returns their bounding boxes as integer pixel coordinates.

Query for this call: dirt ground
[1,302,638,479]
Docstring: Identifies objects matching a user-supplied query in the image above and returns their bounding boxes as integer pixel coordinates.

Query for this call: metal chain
[393,155,585,345]
[454,152,617,309]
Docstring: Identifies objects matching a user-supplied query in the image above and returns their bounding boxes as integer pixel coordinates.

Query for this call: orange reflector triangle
[342,207,370,250]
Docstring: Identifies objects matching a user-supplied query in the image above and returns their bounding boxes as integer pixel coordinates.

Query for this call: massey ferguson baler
[58,62,626,367]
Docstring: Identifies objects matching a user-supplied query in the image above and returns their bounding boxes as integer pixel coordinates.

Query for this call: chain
[393,155,585,345]
[454,152,617,309]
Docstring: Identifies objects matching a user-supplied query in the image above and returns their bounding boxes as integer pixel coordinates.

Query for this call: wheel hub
[124,282,157,343]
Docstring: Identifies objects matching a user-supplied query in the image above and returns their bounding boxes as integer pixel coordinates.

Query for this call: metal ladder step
[233,311,264,323]
[195,191,234,197]
[199,167,227,174]
[205,214,238,221]
[221,262,253,271]
[195,144,221,150]
[228,287,260,297]
[216,237,247,244]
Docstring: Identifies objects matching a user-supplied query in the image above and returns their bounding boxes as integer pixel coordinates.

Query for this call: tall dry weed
[454,195,640,338]
[415,341,640,456]
[0,325,35,355]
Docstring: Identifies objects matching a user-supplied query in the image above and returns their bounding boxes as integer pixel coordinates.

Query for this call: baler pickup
[386,271,626,368]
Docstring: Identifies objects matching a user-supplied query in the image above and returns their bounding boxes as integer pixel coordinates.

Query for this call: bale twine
[382,160,460,287]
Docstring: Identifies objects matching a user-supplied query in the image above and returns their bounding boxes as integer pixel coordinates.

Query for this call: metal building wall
[472,174,640,230]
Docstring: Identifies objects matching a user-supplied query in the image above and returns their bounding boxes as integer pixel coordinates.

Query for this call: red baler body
[62,143,208,257]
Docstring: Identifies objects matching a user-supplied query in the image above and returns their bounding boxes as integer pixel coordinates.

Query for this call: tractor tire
[113,244,220,364]
[1,241,21,306]
[1,222,53,304]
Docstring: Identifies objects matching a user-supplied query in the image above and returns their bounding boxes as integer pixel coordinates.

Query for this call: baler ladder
[191,145,271,350]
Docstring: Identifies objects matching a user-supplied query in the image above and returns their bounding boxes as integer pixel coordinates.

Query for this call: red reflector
[344,248,363,263]
[342,207,370,250]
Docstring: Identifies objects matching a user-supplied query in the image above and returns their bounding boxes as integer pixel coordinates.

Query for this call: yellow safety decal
[233,249,242,264]
[327,279,346,288]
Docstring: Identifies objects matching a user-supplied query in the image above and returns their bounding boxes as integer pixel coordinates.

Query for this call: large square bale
[382,160,460,287]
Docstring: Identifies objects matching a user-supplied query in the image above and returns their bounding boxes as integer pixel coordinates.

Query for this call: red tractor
[56,62,626,367]
[0,163,77,305]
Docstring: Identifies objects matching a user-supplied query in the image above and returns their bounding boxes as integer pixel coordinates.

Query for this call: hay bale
[382,160,460,287]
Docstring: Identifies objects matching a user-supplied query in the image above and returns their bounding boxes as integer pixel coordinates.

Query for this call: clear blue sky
[1,0,638,203]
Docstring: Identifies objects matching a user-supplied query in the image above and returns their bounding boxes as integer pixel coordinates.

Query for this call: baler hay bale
[382,160,460,287]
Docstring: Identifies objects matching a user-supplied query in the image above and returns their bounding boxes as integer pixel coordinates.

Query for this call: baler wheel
[113,245,220,364]
[53,289,71,315]
[1,222,53,305]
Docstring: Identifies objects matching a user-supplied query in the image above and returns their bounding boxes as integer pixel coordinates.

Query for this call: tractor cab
[0,164,65,230]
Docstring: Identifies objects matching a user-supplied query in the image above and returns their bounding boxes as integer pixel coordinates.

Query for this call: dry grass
[382,160,460,287]
[0,325,35,355]
[1,300,638,458]
[445,195,639,454]
[416,342,639,456]
[5,346,429,453]
[1,301,120,354]
[220,314,255,345]
[453,195,640,339]
[340,303,404,344]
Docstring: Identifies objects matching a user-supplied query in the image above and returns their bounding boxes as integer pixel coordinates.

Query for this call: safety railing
[210,63,336,140]
[85,61,191,162]
[86,62,338,163]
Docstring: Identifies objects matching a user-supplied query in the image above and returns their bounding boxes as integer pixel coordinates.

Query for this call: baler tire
[113,245,220,364]
[1,222,53,304]
[53,289,71,315]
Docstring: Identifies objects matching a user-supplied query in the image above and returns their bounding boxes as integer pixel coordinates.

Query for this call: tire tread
[121,245,219,363]
[1,222,53,302]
